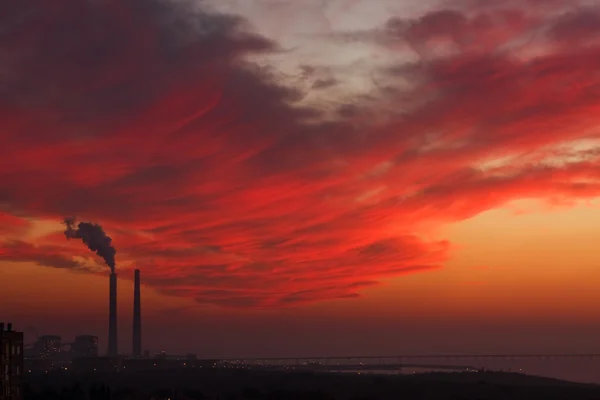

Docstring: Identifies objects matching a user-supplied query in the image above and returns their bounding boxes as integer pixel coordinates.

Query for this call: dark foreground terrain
[24,368,600,400]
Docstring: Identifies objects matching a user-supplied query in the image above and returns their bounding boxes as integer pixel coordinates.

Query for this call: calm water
[334,357,600,384]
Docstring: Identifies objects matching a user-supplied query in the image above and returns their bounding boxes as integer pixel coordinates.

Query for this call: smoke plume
[64,217,117,273]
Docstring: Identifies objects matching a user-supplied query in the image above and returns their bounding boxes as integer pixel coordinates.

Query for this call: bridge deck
[316,364,476,371]
[222,354,600,364]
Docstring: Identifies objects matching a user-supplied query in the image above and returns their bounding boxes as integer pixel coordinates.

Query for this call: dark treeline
[23,370,600,400]
[23,383,335,400]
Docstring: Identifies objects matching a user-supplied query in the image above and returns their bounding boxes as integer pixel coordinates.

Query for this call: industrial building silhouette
[0,323,23,400]
[20,269,155,374]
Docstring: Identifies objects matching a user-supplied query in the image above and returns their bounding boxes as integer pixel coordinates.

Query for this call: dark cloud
[0,240,89,271]
[549,8,600,45]
[312,78,339,89]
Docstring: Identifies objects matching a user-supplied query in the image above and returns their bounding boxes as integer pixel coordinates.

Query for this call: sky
[2,0,600,357]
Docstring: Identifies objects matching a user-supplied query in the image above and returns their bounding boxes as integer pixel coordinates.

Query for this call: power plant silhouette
[108,272,118,357]
[107,269,141,357]
[133,269,142,358]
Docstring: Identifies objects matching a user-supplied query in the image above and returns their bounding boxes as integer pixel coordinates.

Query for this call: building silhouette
[72,335,99,358]
[32,335,61,359]
[0,323,23,400]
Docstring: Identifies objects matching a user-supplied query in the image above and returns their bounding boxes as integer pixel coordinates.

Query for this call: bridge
[299,363,478,372]
[222,354,600,364]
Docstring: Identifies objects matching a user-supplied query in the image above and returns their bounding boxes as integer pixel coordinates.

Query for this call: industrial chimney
[132,269,142,357]
[108,272,118,357]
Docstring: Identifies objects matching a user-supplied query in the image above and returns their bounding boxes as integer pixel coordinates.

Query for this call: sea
[330,357,600,384]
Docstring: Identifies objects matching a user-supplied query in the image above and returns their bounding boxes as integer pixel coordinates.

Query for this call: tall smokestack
[132,269,142,357]
[108,272,118,357]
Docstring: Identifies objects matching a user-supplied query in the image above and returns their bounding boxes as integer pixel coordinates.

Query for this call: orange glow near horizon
[4,200,600,321]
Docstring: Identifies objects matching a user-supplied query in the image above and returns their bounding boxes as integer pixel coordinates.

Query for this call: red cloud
[0,213,30,236]
[2,0,600,307]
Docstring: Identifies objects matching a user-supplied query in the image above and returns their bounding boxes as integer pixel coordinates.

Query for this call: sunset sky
[3,0,600,358]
